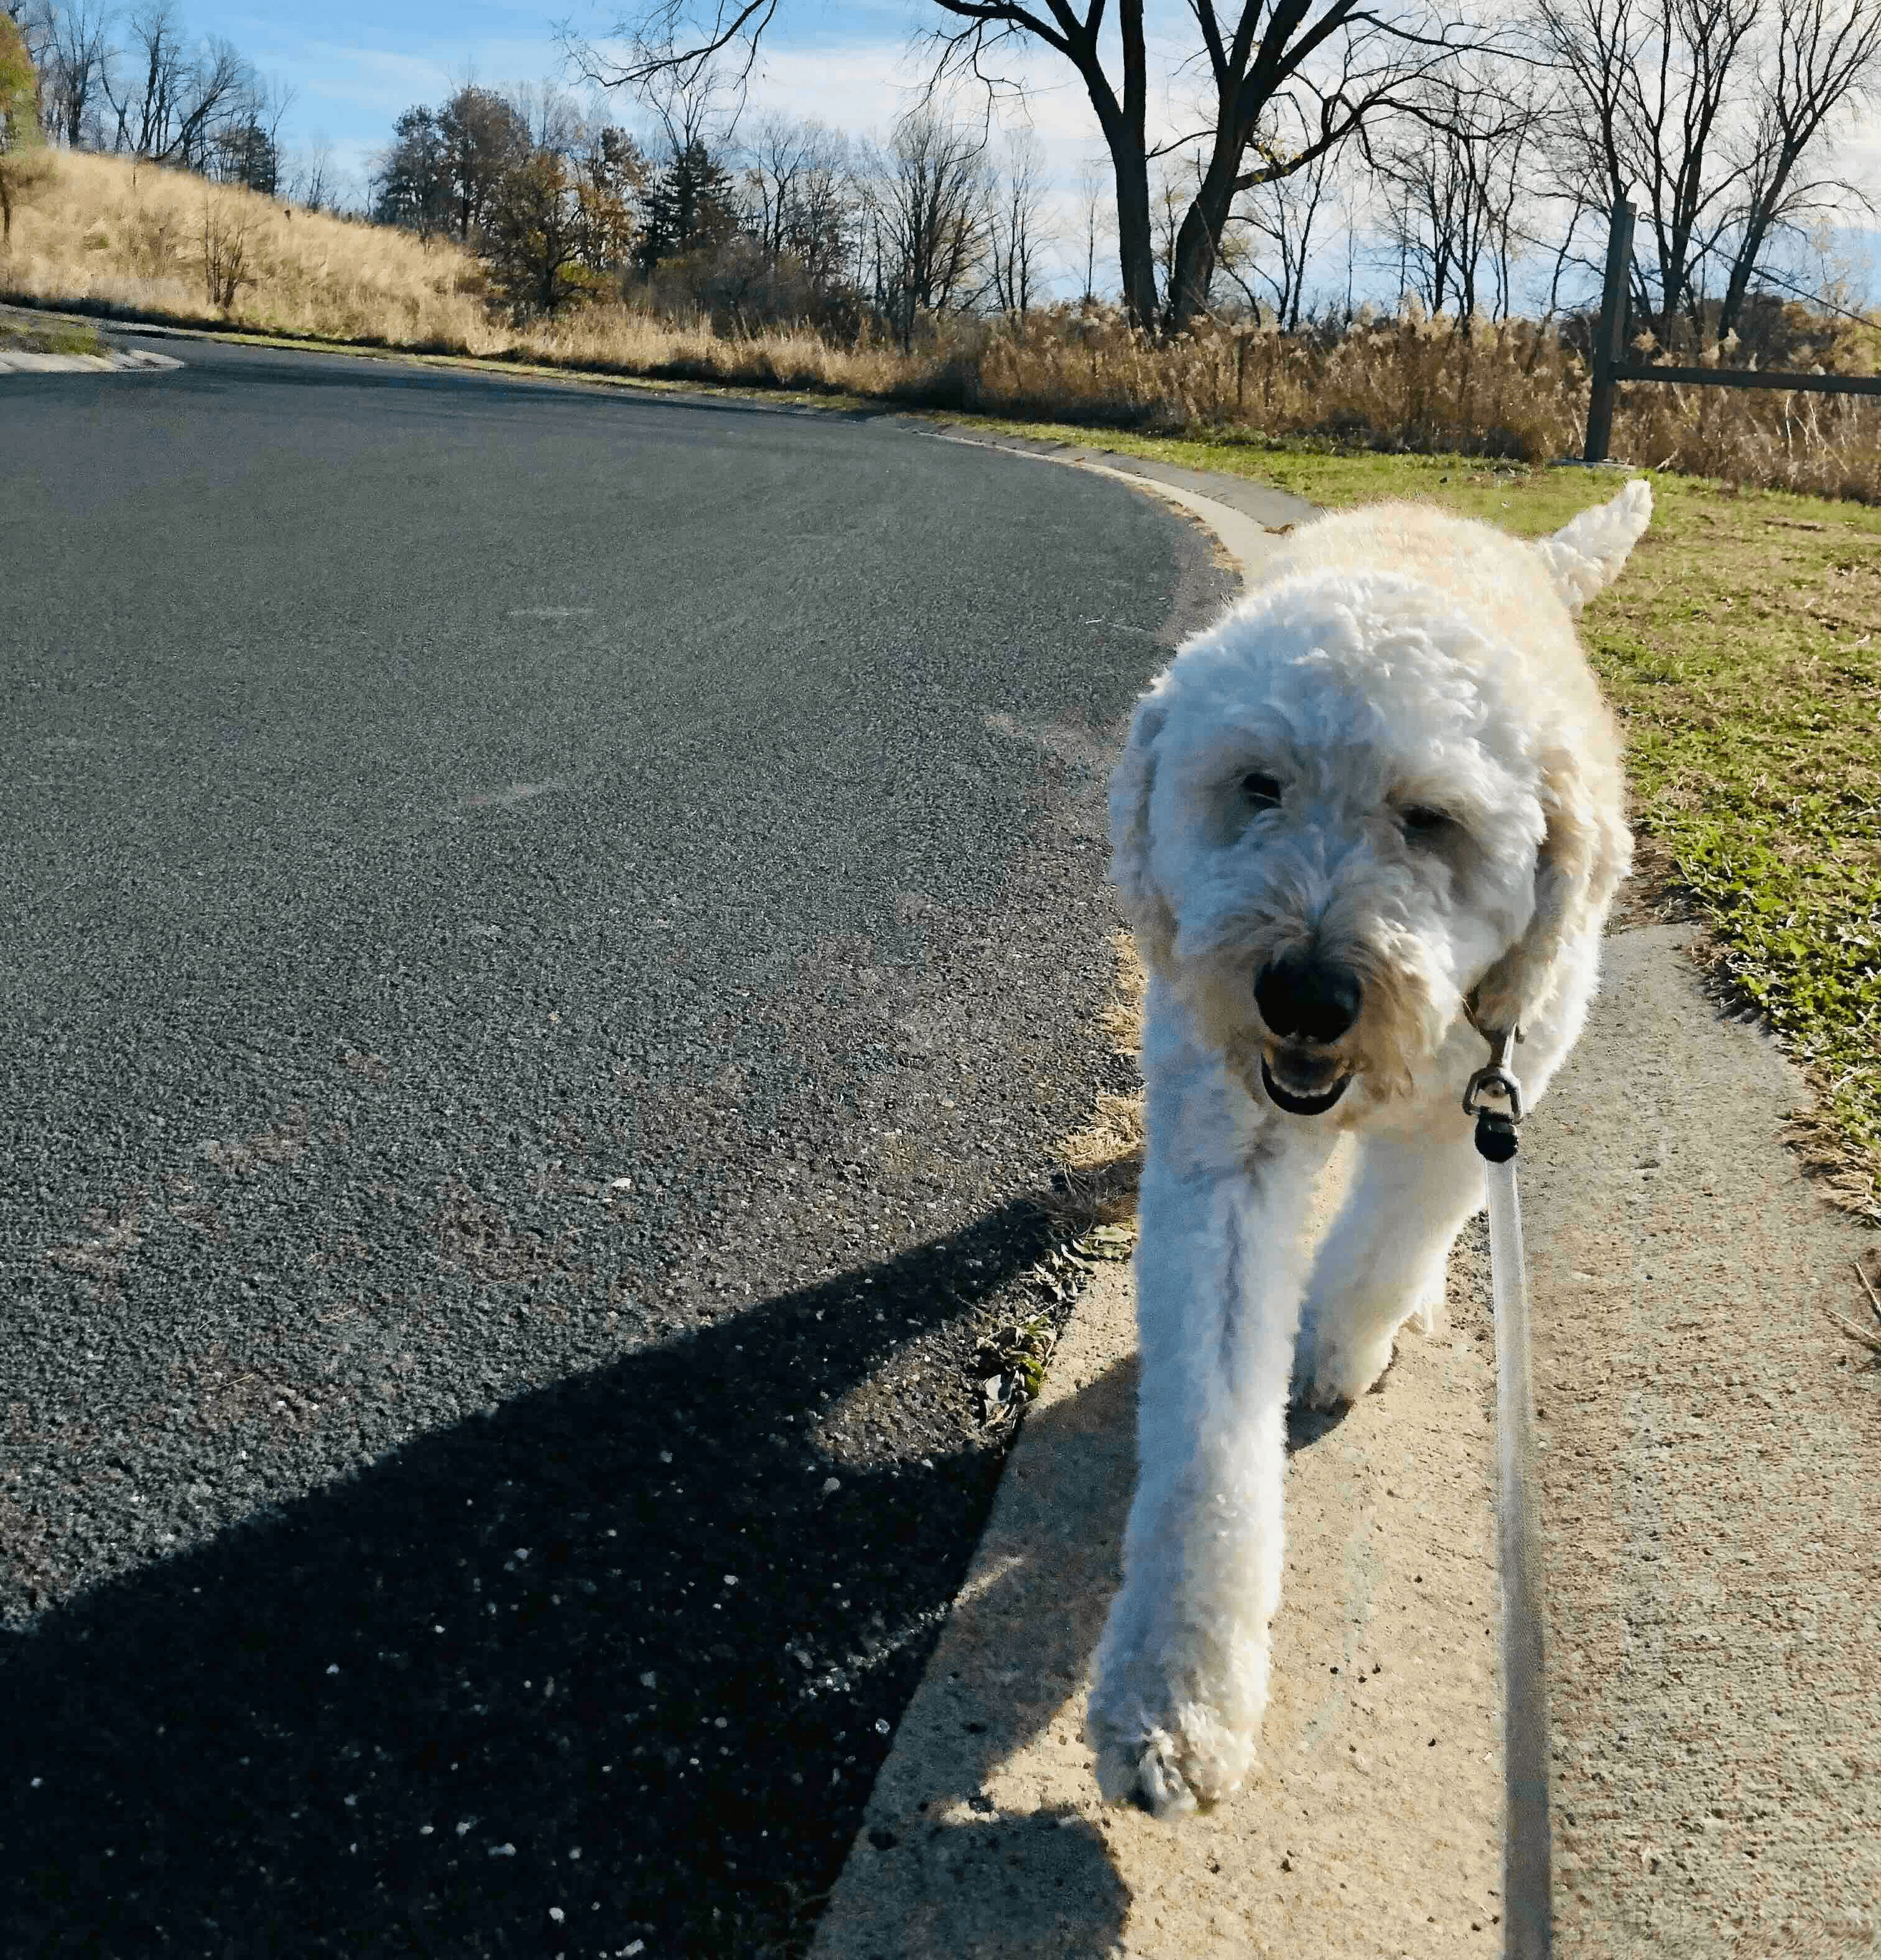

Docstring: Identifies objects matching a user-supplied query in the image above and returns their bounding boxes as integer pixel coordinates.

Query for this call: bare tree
[1072,151,1110,300]
[984,124,1049,314]
[1537,0,1758,332]
[1220,104,1346,328]
[1369,70,1541,321]
[206,70,292,192]
[1717,0,1881,333]
[737,112,856,298]
[740,108,813,259]
[1475,72,1545,318]
[858,108,986,348]
[1150,154,1188,309]
[508,78,583,156]
[286,133,335,211]
[640,58,730,159]
[28,0,110,147]
[565,0,1495,335]
[1531,0,1880,340]
[779,121,854,292]
[1375,123,1470,315]
[103,2,258,170]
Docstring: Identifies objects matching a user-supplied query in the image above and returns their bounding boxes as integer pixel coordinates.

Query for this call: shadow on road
[0,1197,1069,1958]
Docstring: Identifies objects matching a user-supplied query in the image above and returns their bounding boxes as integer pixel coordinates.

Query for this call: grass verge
[0,304,105,356]
[981,423,1878,1218]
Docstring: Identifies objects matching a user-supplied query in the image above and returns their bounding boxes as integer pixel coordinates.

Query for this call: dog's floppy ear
[1470,740,1632,1034]
[1109,688,1179,970]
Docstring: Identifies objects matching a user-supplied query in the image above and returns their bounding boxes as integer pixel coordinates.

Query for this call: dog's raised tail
[1533,478,1653,615]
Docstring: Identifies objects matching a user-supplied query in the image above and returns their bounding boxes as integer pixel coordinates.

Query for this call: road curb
[807,1148,1520,1960]
[0,345,182,373]
[914,423,1312,577]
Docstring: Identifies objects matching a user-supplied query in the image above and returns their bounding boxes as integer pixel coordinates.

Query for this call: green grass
[955,420,1881,1212]
[0,306,106,357]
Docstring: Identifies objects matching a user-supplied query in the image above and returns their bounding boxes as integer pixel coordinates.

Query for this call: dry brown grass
[2,149,494,346]
[965,306,1881,500]
[11,148,1881,505]
[0,148,915,388]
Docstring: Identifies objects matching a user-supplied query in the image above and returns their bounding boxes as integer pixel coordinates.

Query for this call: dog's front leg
[1087,996,1332,1817]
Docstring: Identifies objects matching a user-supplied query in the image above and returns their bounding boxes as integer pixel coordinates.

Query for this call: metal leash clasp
[1463,1016,1525,1163]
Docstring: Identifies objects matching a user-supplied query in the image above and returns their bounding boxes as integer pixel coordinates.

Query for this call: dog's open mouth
[1261,1046,1352,1117]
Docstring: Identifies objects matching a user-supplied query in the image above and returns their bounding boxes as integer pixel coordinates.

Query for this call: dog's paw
[1087,1688,1253,1819]
[1092,1724,1201,1819]
[1289,1314,1400,1410]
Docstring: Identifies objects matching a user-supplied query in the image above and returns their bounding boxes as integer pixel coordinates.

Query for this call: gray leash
[1463,1024,1553,1960]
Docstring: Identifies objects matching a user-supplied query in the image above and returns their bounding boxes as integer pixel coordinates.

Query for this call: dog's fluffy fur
[1087,483,1648,1817]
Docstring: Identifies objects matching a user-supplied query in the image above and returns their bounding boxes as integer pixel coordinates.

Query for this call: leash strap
[1464,1029,1553,1960]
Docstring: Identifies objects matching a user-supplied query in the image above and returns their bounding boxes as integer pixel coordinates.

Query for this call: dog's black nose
[1255,952,1362,1044]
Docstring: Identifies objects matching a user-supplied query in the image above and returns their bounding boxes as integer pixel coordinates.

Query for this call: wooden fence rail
[1582,199,1881,463]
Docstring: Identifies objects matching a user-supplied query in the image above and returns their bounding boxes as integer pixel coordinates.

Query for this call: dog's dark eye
[1242,772,1283,810]
[1401,805,1454,842]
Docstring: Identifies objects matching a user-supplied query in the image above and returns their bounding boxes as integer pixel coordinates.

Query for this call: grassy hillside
[2,148,493,347]
[0,147,911,389]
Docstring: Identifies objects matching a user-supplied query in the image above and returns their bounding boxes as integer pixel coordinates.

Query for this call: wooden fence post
[1582,198,1635,463]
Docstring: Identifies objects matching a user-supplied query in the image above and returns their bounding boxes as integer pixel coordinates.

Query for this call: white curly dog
[1087,481,1650,1818]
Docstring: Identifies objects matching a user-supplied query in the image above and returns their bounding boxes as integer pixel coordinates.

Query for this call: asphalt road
[0,339,1228,1956]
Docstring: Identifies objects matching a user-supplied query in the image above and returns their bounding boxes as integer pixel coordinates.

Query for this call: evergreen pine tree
[635,139,738,272]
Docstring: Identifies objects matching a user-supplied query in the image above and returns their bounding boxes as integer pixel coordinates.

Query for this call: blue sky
[195,0,1046,188]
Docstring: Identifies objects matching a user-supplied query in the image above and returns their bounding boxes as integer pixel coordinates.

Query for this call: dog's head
[1110,575,1628,1116]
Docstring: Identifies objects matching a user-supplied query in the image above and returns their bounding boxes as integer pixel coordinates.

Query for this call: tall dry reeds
[9,148,1881,501]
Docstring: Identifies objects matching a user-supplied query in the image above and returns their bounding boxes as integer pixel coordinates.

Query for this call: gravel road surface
[0,339,1228,1956]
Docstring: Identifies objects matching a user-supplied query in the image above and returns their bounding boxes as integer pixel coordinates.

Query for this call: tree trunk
[1717,230,1765,341]
[1113,148,1157,330]
[1717,202,1780,341]
[1163,137,1240,334]
[1163,193,1215,333]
